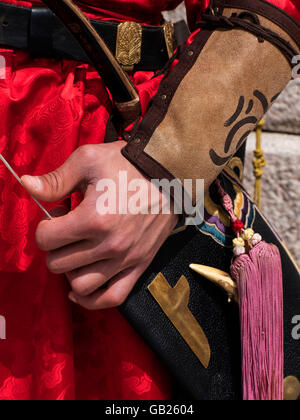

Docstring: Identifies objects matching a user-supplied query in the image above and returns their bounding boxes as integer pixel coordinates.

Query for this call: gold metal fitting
[115,22,143,72]
[189,264,239,304]
[284,376,300,400]
[163,22,176,59]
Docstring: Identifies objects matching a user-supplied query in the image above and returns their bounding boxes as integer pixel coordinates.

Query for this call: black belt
[0,2,187,71]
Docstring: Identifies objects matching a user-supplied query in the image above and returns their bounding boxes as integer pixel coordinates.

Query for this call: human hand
[22,141,178,310]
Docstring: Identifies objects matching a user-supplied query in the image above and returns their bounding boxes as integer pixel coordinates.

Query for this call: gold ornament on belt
[116,22,143,72]
[163,22,176,59]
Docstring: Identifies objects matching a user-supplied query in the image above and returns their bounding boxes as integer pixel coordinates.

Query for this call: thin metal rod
[0,154,52,220]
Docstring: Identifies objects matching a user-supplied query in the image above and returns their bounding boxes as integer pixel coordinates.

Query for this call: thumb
[21,149,87,202]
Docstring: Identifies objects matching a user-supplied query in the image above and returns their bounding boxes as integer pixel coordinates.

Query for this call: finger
[69,266,142,310]
[66,259,120,297]
[46,238,105,274]
[21,145,95,202]
[35,205,92,251]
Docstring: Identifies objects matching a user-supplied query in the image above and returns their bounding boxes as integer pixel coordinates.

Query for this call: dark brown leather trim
[122,148,175,183]
[216,0,300,48]
[198,8,298,65]
[122,0,300,198]
[122,29,214,181]
[121,148,190,216]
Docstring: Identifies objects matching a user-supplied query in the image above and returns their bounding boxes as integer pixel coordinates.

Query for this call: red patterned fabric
[0,0,170,400]
[0,0,299,401]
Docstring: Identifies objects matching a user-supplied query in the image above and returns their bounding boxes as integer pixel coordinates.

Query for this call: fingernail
[68,292,78,304]
[21,175,43,192]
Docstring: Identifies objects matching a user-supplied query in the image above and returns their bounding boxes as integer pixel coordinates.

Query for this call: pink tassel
[215,179,284,400]
[231,241,284,400]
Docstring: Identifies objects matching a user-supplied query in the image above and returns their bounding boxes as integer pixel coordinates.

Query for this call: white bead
[233,246,246,256]
[251,233,262,246]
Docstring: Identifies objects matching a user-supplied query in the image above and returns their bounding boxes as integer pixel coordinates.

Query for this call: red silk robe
[0,0,299,400]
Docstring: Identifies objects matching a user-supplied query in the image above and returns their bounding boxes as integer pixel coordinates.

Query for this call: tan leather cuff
[122,0,300,205]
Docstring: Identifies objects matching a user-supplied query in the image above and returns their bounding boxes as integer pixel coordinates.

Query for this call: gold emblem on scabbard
[163,22,176,58]
[116,22,143,72]
[148,273,211,369]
